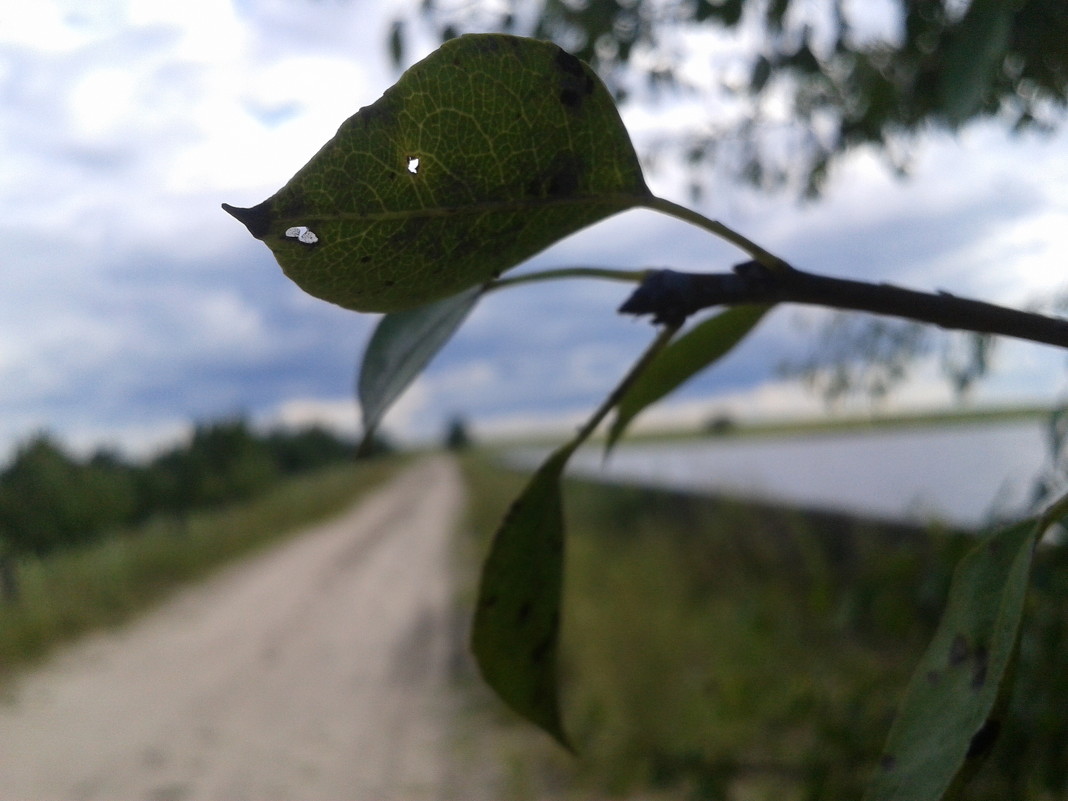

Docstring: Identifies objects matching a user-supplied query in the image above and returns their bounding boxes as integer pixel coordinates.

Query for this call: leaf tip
[222,199,272,239]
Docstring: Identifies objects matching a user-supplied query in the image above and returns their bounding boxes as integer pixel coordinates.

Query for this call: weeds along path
[0,456,468,801]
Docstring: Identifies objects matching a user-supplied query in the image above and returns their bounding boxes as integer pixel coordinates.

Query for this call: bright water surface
[511,420,1056,529]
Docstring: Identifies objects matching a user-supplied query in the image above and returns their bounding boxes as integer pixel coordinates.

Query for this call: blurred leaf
[607,305,769,449]
[471,443,578,750]
[388,19,405,69]
[696,0,743,26]
[357,285,481,442]
[750,55,772,93]
[223,34,650,313]
[863,518,1040,801]
[766,0,791,32]
[939,0,1015,125]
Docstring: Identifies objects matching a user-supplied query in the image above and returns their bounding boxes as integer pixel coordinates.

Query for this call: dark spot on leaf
[554,47,595,112]
[528,153,584,198]
[222,200,272,240]
[972,644,989,690]
[516,602,532,625]
[554,47,584,79]
[530,634,553,664]
[966,719,1001,759]
[880,754,897,772]
[481,593,498,609]
[949,634,969,666]
[547,165,579,196]
[360,255,372,264]
[926,669,942,685]
[560,89,582,109]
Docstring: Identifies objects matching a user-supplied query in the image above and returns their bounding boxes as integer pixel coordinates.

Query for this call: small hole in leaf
[407,156,420,174]
[284,225,319,245]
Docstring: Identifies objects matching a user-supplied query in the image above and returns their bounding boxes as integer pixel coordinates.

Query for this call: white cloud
[264,397,361,438]
[0,0,1065,464]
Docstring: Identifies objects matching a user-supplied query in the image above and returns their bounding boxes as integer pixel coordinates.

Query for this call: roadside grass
[0,456,404,684]
[453,454,1068,800]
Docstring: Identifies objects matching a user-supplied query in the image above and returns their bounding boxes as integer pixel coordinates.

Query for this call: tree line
[0,419,377,558]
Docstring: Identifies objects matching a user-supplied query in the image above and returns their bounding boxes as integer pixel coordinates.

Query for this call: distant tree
[180,418,279,508]
[704,414,736,435]
[0,435,136,555]
[0,539,18,603]
[444,416,473,451]
[264,425,356,474]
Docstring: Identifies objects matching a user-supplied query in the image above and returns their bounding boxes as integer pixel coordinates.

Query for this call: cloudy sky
[2,0,1067,461]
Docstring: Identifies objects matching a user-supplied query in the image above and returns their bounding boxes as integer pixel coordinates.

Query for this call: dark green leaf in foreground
[357,285,482,443]
[471,325,685,751]
[607,304,769,448]
[223,34,650,313]
[472,443,579,751]
[864,518,1040,801]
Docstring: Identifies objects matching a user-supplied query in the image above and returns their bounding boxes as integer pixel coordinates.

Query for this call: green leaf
[223,34,650,313]
[607,305,768,448]
[471,443,578,750]
[863,518,1040,801]
[357,285,481,441]
[470,324,688,750]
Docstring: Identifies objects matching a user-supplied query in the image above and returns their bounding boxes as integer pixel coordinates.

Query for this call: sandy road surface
[0,456,468,801]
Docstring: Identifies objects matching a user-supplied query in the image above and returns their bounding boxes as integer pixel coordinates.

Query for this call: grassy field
[0,456,404,684]
[453,454,1068,801]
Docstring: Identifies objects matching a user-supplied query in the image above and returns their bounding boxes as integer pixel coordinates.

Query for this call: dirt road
[0,456,469,801]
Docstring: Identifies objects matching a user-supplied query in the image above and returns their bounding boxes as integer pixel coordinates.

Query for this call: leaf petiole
[644,195,791,273]
[488,266,651,292]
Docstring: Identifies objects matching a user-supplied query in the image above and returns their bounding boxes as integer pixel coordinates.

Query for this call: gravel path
[0,456,468,801]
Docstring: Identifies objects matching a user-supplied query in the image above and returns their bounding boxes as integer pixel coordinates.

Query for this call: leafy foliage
[222,31,1067,800]
[0,420,362,558]
[398,0,1067,195]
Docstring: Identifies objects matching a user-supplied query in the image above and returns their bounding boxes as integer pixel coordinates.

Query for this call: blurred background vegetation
[453,456,1068,801]
[0,419,386,560]
[0,419,398,679]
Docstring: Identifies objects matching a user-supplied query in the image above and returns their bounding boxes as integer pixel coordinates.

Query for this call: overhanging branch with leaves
[222,33,1068,801]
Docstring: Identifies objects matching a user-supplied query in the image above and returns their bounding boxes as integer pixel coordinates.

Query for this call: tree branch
[619,261,1068,349]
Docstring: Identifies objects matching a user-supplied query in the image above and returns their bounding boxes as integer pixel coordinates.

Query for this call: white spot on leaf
[284,225,318,245]
[407,156,420,174]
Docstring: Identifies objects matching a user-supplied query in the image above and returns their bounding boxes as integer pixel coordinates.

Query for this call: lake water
[510,420,1058,529]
